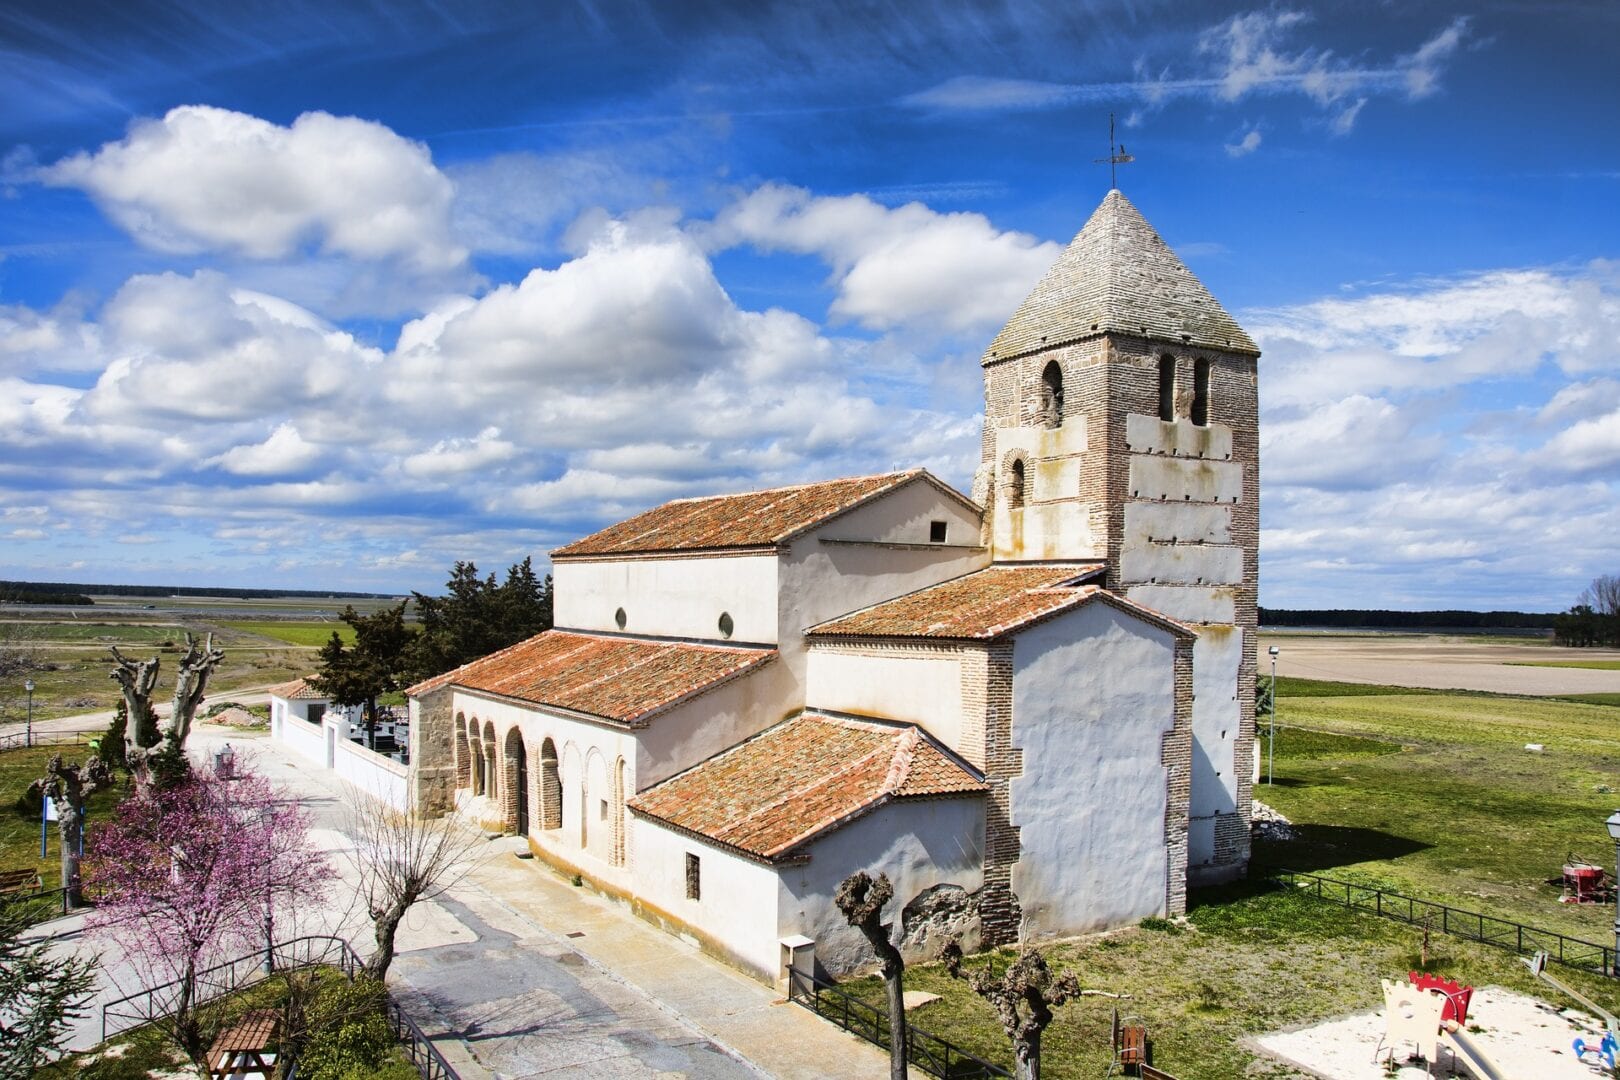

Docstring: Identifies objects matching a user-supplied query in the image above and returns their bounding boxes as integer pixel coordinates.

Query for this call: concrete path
[32,725,890,1079]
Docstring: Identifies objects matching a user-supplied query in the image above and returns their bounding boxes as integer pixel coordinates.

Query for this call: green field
[219,620,357,647]
[1508,659,1620,670]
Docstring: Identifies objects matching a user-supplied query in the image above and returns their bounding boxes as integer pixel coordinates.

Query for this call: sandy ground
[1258,985,1612,1079]
[1258,636,1620,696]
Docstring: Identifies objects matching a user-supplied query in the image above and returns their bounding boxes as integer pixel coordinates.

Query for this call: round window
[718,612,734,639]
[614,607,627,630]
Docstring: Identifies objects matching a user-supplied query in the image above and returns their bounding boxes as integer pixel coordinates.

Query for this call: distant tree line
[1259,608,1557,630]
[1554,575,1620,647]
[0,579,398,601]
[0,585,92,605]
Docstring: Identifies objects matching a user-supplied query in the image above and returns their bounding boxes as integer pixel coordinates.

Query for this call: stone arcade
[404,189,1260,981]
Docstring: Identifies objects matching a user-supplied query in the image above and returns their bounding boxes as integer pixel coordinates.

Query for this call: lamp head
[1268,646,1280,657]
[24,679,34,693]
[1607,810,1620,841]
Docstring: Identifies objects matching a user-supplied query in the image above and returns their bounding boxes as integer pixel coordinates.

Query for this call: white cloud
[1225,129,1262,158]
[706,183,1059,333]
[208,422,325,477]
[904,12,1472,136]
[401,428,519,480]
[45,105,465,271]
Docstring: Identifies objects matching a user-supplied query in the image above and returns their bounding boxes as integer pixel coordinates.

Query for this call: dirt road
[1258,634,1620,695]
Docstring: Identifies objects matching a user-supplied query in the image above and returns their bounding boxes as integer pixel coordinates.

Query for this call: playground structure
[1380,975,1507,1079]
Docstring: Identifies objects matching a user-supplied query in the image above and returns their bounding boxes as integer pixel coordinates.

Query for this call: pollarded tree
[835,871,907,1080]
[0,902,96,1077]
[32,753,113,909]
[941,941,1118,1080]
[344,788,483,983]
[109,632,225,788]
[84,766,330,1067]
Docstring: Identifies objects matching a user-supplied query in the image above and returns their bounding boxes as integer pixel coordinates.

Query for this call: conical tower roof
[983,190,1258,364]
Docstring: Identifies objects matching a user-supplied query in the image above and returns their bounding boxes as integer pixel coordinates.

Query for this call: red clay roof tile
[552,471,957,558]
[807,564,1108,640]
[404,631,774,725]
[266,677,326,701]
[628,713,984,862]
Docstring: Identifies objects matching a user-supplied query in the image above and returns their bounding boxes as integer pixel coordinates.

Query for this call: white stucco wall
[276,710,327,767]
[553,553,779,643]
[990,419,1103,562]
[804,646,966,751]
[334,738,409,810]
[1008,602,1178,934]
[634,660,789,790]
[778,796,985,976]
[631,818,783,979]
[1187,625,1242,819]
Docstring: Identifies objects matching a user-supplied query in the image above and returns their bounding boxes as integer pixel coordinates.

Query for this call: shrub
[297,977,415,1080]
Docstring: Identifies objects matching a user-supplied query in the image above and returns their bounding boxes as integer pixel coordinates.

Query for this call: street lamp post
[1606,811,1620,975]
[262,807,275,975]
[24,679,35,749]
[1267,646,1280,786]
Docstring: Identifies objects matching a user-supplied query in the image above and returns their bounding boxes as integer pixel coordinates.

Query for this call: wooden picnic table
[207,1009,279,1079]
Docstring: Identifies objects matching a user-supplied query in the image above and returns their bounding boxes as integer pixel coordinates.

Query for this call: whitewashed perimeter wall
[553,553,780,644]
[779,796,984,977]
[1008,602,1177,935]
[334,738,408,811]
[276,713,327,768]
[631,818,782,980]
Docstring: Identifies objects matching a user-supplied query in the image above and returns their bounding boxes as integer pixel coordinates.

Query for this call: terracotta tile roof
[402,631,774,726]
[266,677,326,701]
[807,564,1113,640]
[553,470,966,558]
[985,190,1258,364]
[628,713,984,863]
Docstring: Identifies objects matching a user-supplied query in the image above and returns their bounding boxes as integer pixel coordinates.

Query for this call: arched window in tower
[1009,458,1027,509]
[1039,360,1064,428]
[1192,358,1211,426]
[1158,355,1177,421]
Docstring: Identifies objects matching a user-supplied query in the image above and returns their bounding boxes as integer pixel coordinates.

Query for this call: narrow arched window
[1009,458,1027,509]
[1192,358,1211,426]
[1040,360,1063,429]
[1158,355,1177,421]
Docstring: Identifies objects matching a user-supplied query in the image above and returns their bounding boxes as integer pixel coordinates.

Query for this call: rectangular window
[1158,355,1177,421]
[929,520,948,543]
[599,799,608,821]
[685,853,701,901]
[1192,358,1211,427]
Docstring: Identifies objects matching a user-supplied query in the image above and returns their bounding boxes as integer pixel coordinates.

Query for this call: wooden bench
[0,868,43,896]
[206,1009,279,1079]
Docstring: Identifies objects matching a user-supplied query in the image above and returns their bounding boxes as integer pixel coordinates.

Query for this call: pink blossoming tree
[84,764,330,1068]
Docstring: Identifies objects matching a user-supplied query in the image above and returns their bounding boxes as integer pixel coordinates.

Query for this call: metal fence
[98,934,458,1080]
[787,966,1011,1079]
[0,729,95,753]
[1274,869,1617,977]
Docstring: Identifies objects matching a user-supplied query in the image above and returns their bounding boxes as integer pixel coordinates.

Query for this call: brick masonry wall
[974,640,1024,946]
[1164,639,1194,915]
[408,687,456,815]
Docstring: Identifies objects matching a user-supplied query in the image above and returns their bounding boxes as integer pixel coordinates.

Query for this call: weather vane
[1093,112,1134,189]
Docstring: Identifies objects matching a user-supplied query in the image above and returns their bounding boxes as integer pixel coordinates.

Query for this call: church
[404,189,1260,982]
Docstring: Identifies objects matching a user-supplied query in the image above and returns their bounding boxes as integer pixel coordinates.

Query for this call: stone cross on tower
[1093,112,1135,189]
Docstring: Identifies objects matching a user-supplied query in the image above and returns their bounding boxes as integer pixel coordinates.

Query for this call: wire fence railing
[98,934,458,1080]
[1273,869,1617,978]
[787,965,1011,1079]
[0,729,96,753]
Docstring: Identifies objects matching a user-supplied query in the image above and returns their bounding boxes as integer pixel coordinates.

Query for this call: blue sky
[1,0,1616,610]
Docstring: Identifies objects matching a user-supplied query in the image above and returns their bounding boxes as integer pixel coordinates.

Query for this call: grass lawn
[1508,659,1620,670]
[1259,680,1620,942]
[0,743,121,886]
[220,620,357,647]
[844,885,1620,1080]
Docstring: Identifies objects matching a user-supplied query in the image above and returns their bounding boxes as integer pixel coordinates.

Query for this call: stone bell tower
[972,188,1260,884]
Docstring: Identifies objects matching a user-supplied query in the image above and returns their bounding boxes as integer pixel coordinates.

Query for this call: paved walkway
[34,725,890,1079]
